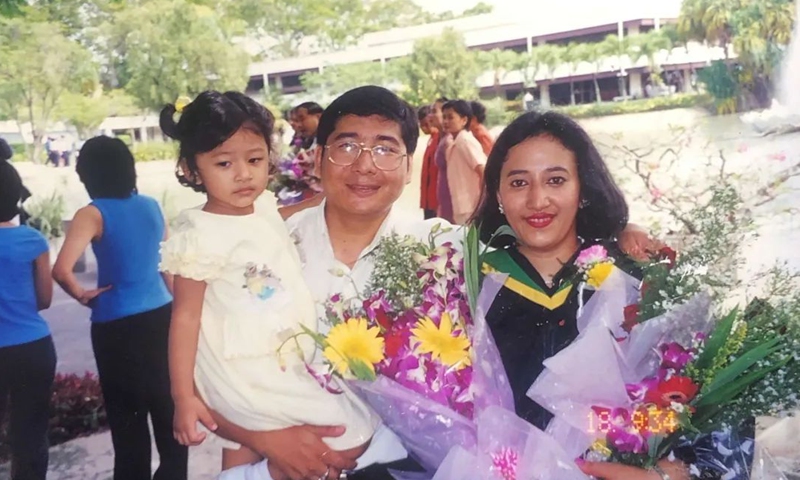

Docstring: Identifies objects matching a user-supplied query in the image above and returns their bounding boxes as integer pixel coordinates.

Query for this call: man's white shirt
[218,202,462,480]
[285,201,462,333]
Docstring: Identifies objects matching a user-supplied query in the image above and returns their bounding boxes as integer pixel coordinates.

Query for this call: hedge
[132,142,178,162]
[552,93,713,119]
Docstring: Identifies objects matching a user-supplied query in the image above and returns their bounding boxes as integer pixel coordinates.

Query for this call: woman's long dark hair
[471,110,629,247]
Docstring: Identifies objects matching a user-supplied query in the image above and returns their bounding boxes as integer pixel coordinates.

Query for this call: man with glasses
[216,86,452,480]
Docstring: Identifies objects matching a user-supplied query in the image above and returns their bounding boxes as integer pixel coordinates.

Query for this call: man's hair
[317,86,420,154]
[295,102,324,116]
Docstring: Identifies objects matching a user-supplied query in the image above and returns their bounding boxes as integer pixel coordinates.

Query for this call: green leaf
[646,434,665,467]
[694,356,791,408]
[347,358,377,381]
[704,336,784,393]
[694,308,739,370]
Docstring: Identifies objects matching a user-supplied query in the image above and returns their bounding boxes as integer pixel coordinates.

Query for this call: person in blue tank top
[0,160,55,480]
[52,136,187,480]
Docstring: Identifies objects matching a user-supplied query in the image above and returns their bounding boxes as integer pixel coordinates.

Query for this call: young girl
[159,91,377,476]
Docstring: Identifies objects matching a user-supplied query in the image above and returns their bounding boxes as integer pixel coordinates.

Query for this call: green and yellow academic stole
[482,250,572,310]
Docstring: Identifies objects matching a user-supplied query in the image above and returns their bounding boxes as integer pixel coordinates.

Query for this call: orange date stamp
[588,408,678,435]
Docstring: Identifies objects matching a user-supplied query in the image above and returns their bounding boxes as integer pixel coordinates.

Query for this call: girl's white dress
[160,194,378,450]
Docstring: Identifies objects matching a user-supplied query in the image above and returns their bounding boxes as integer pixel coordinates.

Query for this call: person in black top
[0,137,31,225]
[471,111,689,480]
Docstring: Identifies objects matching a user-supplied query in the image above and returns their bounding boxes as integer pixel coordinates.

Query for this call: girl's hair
[76,136,137,199]
[470,101,487,125]
[471,110,629,247]
[442,100,473,130]
[0,137,13,162]
[159,91,275,192]
[0,161,23,222]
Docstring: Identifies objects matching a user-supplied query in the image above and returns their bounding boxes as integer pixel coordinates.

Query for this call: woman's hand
[577,459,689,480]
[77,285,112,306]
[251,425,356,480]
[618,223,667,262]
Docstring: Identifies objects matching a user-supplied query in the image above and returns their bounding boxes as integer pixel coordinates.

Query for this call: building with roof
[245,5,725,107]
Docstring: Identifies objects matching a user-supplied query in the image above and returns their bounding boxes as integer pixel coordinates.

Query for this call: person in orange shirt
[469,100,495,156]
[418,106,440,219]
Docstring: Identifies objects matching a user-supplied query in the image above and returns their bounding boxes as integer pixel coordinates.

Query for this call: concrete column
[629,72,643,98]
[655,18,661,31]
[618,21,624,40]
[683,69,693,92]
[263,73,269,93]
[139,126,148,143]
[539,83,551,108]
[527,36,533,53]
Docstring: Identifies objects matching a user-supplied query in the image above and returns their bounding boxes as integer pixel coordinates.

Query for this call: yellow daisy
[587,262,614,288]
[411,312,471,369]
[323,318,385,377]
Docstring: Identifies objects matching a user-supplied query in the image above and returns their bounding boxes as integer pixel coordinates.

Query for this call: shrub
[0,372,107,463]
[132,142,177,162]
[25,191,66,240]
[48,373,107,446]
[552,93,713,119]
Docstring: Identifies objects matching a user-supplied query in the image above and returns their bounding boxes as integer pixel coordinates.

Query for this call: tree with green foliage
[234,0,493,58]
[103,0,249,111]
[392,29,482,105]
[678,0,795,109]
[301,62,392,102]
[630,30,674,86]
[55,89,141,139]
[563,43,591,105]
[478,49,520,99]
[513,48,543,91]
[599,34,634,98]
[536,44,562,82]
[0,17,97,162]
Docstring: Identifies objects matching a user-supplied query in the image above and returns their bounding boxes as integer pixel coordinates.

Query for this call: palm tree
[599,34,632,98]
[630,30,673,86]
[479,48,520,99]
[513,48,542,99]
[678,0,739,59]
[537,43,562,81]
[563,43,591,105]
[588,42,608,103]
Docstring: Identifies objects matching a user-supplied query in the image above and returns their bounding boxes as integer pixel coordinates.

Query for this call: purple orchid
[659,342,694,371]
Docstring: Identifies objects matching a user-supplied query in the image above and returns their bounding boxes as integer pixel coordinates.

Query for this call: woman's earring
[579,199,590,209]
[498,203,505,215]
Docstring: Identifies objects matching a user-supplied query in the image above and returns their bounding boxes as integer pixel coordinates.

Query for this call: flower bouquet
[528,241,800,479]
[269,146,321,205]
[277,225,499,471]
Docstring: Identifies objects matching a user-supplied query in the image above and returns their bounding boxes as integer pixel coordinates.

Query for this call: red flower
[384,331,404,358]
[622,304,640,332]
[375,310,392,331]
[657,246,677,269]
[644,376,699,407]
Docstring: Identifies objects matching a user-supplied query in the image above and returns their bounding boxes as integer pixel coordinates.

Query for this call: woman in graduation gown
[471,110,689,480]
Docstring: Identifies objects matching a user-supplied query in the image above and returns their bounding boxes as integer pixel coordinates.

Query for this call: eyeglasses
[324,141,407,171]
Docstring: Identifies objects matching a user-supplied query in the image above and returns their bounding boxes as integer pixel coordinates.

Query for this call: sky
[420,0,684,19]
